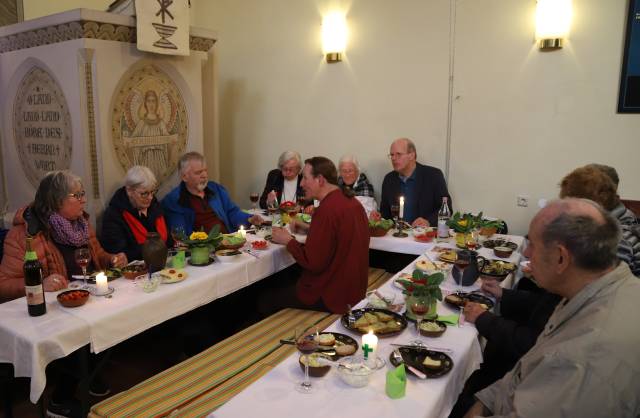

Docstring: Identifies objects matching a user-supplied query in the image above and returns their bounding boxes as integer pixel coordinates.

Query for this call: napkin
[437,314,459,326]
[386,364,407,399]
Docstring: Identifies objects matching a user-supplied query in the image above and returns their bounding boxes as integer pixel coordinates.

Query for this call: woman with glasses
[101,165,171,261]
[259,151,306,209]
[0,170,126,301]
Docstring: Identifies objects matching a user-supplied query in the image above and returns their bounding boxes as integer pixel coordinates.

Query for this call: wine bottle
[24,236,46,316]
[437,197,451,239]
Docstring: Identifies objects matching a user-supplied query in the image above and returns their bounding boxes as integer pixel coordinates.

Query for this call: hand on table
[462,302,488,324]
[481,277,503,300]
[111,252,128,268]
[266,190,278,204]
[288,218,309,234]
[412,217,430,227]
[43,274,68,292]
[248,214,265,225]
[271,226,294,245]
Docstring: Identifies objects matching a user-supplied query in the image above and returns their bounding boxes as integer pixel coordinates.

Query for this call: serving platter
[482,239,518,250]
[444,291,495,310]
[389,346,453,378]
[341,308,407,337]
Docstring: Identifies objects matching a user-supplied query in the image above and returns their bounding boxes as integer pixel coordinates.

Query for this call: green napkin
[386,364,406,399]
[437,314,459,326]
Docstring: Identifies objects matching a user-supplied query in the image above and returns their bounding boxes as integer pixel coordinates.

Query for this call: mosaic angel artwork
[112,63,188,185]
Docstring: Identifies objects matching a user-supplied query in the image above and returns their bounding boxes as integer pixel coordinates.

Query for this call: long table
[212,235,525,418]
[0,231,523,405]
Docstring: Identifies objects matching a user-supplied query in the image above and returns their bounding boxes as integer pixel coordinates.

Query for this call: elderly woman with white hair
[259,151,305,209]
[338,155,377,216]
[101,165,170,261]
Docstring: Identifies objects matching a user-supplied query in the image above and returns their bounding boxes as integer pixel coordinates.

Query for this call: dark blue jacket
[161,181,250,235]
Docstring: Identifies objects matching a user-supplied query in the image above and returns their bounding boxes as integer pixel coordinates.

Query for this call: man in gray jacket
[465,198,640,418]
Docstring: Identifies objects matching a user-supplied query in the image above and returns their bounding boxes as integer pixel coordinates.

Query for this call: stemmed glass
[410,297,428,332]
[74,248,91,289]
[454,249,472,292]
[249,192,260,213]
[171,226,186,250]
[267,197,280,226]
[295,326,318,394]
[465,230,479,250]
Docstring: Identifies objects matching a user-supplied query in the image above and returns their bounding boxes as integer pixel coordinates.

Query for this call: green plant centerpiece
[478,217,505,237]
[447,212,483,248]
[396,269,445,320]
[368,218,394,237]
[181,225,223,265]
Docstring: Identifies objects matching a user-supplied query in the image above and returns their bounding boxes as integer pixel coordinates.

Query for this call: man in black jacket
[379,138,451,227]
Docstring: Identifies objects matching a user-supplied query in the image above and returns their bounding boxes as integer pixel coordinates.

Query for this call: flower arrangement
[447,212,483,234]
[396,269,445,300]
[180,225,223,248]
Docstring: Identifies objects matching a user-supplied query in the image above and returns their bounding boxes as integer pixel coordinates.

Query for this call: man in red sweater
[271,157,370,314]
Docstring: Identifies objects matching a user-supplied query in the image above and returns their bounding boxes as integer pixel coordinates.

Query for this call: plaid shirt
[338,172,375,197]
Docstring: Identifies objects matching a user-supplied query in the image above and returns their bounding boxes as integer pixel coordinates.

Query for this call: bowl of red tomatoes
[57,289,90,307]
[251,240,269,250]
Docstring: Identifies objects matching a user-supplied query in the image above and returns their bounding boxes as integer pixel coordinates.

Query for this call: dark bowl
[418,320,447,337]
[299,354,331,377]
[57,289,90,307]
[122,265,148,280]
[493,246,514,258]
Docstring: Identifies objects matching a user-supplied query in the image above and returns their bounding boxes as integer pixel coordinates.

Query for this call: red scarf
[122,211,168,244]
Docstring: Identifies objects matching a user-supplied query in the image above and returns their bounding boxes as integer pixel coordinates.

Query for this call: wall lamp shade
[322,12,347,63]
[535,0,572,50]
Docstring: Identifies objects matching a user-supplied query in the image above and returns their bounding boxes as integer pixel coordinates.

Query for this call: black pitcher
[452,249,480,287]
[142,232,168,274]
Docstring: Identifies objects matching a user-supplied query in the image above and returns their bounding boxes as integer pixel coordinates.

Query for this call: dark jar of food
[142,232,168,273]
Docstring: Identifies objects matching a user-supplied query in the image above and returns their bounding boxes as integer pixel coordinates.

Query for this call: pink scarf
[48,212,89,247]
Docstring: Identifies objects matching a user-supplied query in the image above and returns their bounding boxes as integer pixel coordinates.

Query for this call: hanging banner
[135,0,190,56]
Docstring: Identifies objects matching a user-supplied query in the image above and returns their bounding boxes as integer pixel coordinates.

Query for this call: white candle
[399,196,405,219]
[95,272,108,295]
[238,225,246,239]
[361,330,378,361]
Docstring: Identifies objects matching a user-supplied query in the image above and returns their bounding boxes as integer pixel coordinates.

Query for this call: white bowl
[336,356,376,388]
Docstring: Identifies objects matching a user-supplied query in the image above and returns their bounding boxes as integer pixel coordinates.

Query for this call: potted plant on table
[478,218,505,238]
[447,212,482,248]
[396,269,445,320]
[181,225,223,265]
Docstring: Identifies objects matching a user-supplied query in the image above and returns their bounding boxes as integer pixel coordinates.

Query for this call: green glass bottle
[24,236,46,316]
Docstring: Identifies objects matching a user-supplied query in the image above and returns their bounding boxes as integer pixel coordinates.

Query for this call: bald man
[464,198,640,418]
[379,138,451,227]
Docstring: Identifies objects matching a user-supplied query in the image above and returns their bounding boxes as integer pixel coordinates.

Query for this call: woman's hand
[111,252,128,268]
[266,190,278,204]
[43,274,68,292]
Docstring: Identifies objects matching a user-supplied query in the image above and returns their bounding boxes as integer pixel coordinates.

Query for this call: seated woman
[560,165,640,276]
[259,151,305,209]
[0,171,127,301]
[101,165,170,261]
[338,155,377,216]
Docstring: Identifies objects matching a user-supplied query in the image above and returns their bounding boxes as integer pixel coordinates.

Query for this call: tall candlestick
[399,196,405,220]
[95,272,108,295]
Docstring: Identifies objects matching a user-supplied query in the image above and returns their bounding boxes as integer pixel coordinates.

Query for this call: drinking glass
[249,192,260,212]
[74,248,91,289]
[171,226,186,250]
[390,204,400,225]
[295,326,318,394]
[454,249,472,292]
[465,230,479,250]
[410,297,428,332]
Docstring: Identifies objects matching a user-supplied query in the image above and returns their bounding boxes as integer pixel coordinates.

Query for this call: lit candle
[95,272,108,295]
[399,196,405,219]
[238,225,246,239]
[361,330,378,363]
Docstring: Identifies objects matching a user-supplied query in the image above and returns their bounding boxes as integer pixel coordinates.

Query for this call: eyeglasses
[68,190,87,201]
[136,189,158,198]
[388,152,410,160]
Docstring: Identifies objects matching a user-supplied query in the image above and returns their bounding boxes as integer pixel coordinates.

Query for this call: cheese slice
[422,356,442,369]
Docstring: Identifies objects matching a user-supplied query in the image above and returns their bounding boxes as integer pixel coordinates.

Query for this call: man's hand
[481,277,503,300]
[248,214,265,225]
[463,400,490,418]
[288,218,309,234]
[463,302,488,324]
[43,273,68,292]
[271,226,294,245]
[412,217,429,227]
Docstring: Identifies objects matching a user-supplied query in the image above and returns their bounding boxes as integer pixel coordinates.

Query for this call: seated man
[270,156,370,314]
[337,154,377,216]
[162,152,262,234]
[464,198,640,418]
[379,138,451,227]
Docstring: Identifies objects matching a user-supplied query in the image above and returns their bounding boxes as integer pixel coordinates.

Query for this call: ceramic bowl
[336,356,375,387]
[215,249,242,263]
[57,289,90,307]
[494,246,514,258]
[418,320,447,337]
[298,354,331,377]
[134,274,162,293]
[121,264,148,280]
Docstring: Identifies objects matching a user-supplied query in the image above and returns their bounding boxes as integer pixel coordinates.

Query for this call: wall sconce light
[322,12,347,63]
[535,0,572,50]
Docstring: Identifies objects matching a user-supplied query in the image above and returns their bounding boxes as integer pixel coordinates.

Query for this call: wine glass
[74,248,91,289]
[171,226,186,250]
[465,230,479,250]
[410,297,428,332]
[249,192,259,213]
[454,249,472,292]
[390,204,400,226]
[295,326,318,394]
